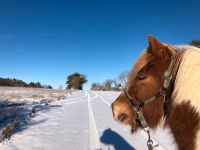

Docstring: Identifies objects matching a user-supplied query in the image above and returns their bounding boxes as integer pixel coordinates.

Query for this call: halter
[124,49,186,150]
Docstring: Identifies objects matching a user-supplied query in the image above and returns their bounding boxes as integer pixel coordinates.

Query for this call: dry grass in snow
[0,86,71,142]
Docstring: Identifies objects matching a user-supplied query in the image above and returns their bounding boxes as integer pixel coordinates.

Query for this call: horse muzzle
[111,102,128,123]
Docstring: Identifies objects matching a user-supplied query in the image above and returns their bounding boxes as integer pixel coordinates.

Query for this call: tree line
[0,72,125,91]
[0,78,52,89]
[90,71,129,91]
[65,71,128,91]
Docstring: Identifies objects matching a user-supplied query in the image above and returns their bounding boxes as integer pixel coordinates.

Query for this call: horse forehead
[127,51,153,86]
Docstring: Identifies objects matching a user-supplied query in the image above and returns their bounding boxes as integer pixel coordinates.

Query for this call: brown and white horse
[111,35,200,150]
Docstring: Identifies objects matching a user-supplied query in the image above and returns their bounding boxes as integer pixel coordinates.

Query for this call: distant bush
[29,82,42,88]
[0,78,53,89]
[91,80,121,91]
[189,39,200,48]
[66,72,87,90]
[91,82,104,91]
[45,85,53,89]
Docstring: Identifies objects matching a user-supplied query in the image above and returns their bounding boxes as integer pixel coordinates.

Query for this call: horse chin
[117,118,139,133]
[117,117,129,125]
[130,119,140,133]
[118,117,139,133]
[131,126,138,133]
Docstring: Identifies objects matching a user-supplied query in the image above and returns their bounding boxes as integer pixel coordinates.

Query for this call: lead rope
[134,106,159,150]
[145,127,159,150]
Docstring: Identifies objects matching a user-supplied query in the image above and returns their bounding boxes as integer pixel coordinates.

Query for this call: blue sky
[0,0,200,89]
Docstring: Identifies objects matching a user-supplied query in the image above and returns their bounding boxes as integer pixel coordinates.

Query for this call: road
[0,91,176,150]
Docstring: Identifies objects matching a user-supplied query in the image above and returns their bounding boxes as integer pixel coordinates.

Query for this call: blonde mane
[172,45,200,110]
[171,45,200,149]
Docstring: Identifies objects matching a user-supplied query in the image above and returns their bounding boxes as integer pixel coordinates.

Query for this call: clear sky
[0,0,200,89]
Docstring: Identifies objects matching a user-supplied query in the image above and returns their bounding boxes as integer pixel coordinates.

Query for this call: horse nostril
[118,113,128,122]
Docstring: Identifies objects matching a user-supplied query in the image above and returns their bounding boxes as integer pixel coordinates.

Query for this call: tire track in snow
[65,94,88,105]
[67,96,87,102]
[66,99,87,105]
[94,92,111,106]
[85,91,101,150]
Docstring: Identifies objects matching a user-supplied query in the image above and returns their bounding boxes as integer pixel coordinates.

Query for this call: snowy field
[0,87,71,143]
[0,88,177,150]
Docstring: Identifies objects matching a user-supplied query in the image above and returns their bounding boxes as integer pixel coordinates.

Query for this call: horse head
[111,35,177,132]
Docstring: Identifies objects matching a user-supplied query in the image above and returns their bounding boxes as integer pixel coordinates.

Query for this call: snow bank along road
[0,91,176,150]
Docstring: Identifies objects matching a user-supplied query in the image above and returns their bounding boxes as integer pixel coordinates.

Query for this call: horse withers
[111,35,200,150]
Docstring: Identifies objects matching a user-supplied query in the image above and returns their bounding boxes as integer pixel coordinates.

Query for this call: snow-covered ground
[0,86,71,104]
[0,87,71,143]
[0,88,177,150]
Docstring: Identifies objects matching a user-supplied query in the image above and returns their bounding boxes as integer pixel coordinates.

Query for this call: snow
[0,87,177,150]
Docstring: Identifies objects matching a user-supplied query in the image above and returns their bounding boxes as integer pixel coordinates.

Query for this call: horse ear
[147,35,165,59]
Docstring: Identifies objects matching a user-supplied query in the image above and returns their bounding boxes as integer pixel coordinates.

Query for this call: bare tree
[103,79,114,91]
[118,71,129,90]
[90,71,129,91]
[91,83,103,91]
[112,79,121,91]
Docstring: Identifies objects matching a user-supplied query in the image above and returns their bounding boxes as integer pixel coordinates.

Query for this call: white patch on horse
[173,46,200,111]
[151,120,178,150]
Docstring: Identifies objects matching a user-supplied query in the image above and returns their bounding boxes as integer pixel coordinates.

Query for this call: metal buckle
[164,71,172,81]
[143,127,150,132]
[159,89,167,97]
[134,105,142,112]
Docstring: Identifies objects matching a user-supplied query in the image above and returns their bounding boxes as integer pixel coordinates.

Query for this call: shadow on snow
[100,128,136,150]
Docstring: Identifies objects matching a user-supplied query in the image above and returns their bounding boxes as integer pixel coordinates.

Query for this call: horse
[111,35,200,150]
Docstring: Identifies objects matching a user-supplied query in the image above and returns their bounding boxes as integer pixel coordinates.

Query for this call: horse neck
[165,46,200,150]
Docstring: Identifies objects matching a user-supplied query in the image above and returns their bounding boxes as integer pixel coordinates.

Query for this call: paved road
[0,91,175,150]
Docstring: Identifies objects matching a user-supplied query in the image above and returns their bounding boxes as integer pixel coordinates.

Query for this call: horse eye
[137,74,146,80]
